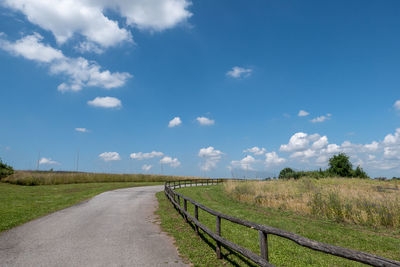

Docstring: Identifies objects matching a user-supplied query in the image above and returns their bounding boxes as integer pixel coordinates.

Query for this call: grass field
[156,185,400,267]
[0,182,161,232]
[224,178,400,228]
[2,170,198,185]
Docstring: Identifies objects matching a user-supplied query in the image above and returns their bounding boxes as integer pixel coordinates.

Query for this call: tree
[353,165,369,179]
[0,158,14,180]
[328,153,353,177]
[279,167,299,179]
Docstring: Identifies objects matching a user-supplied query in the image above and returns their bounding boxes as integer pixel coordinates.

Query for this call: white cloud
[160,156,181,167]
[0,32,64,63]
[231,155,256,170]
[298,110,309,117]
[74,41,104,54]
[142,164,152,172]
[265,152,286,166]
[196,117,215,126]
[39,157,60,165]
[364,141,379,152]
[277,129,400,172]
[393,100,400,110]
[226,66,252,78]
[168,117,182,128]
[243,146,266,156]
[2,0,192,48]
[88,96,122,109]
[280,132,312,152]
[99,152,121,161]
[75,128,89,133]
[311,136,328,150]
[198,146,223,171]
[290,149,316,159]
[0,33,131,91]
[311,113,331,123]
[130,151,164,160]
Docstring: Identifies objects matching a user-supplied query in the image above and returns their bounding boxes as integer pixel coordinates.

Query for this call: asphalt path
[0,185,189,267]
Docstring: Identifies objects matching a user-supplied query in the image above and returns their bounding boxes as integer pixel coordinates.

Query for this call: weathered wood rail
[164,179,400,267]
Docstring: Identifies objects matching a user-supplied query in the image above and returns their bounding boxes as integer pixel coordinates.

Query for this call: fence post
[259,230,269,262]
[177,195,180,206]
[216,216,222,259]
[184,199,188,222]
[194,205,199,235]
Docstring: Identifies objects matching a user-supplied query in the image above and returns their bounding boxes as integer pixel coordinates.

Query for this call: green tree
[279,167,299,179]
[353,165,369,179]
[0,158,14,180]
[328,153,353,177]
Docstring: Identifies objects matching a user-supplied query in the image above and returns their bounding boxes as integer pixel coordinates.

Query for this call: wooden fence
[164,179,400,267]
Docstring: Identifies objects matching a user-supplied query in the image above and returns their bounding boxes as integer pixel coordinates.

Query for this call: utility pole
[36,152,40,171]
[76,150,80,172]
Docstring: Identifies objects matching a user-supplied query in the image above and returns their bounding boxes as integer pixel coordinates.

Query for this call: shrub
[0,158,14,180]
[352,165,369,178]
[328,153,353,177]
[279,168,299,179]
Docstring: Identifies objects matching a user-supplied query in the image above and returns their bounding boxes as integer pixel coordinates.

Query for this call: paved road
[0,185,189,267]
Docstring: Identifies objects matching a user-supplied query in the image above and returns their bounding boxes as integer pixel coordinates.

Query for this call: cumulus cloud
[280,132,320,152]
[277,128,400,173]
[39,157,60,165]
[243,146,266,156]
[311,113,332,123]
[130,151,164,160]
[393,100,400,110]
[160,156,181,167]
[168,117,182,128]
[2,0,192,48]
[0,33,131,91]
[196,117,215,126]
[99,152,121,161]
[231,155,256,170]
[198,146,223,171]
[142,164,152,172]
[226,66,252,78]
[265,152,286,166]
[88,96,122,108]
[75,128,89,133]
[298,110,309,117]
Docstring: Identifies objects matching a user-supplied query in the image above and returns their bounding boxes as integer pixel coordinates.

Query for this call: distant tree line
[0,158,14,180]
[278,153,369,179]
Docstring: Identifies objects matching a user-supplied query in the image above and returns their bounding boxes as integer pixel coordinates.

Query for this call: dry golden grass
[3,170,200,185]
[224,178,400,228]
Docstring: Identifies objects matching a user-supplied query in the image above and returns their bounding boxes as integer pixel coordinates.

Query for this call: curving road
[0,185,189,267]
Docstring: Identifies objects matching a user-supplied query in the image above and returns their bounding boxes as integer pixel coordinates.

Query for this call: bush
[278,153,369,179]
[328,153,353,177]
[279,168,299,179]
[352,165,369,179]
[0,158,14,180]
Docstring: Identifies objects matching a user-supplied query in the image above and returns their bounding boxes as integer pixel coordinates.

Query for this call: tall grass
[2,170,200,186]
[224,178,400,228]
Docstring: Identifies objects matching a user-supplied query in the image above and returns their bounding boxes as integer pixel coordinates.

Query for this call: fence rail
[164,179,400,267]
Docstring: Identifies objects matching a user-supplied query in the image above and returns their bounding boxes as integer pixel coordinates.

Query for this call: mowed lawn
[0,182,161,232]
[156,185,400,267]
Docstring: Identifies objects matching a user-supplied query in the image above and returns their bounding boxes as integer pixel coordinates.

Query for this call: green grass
[0,182,161,232]
[156,185,400,267]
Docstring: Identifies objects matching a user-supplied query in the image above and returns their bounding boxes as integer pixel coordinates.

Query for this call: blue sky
[1,0,400,178]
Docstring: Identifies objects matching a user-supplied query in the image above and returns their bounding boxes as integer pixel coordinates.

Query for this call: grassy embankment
[3,170,196,185]
[1,171,199,232]
[156,180,400,266]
